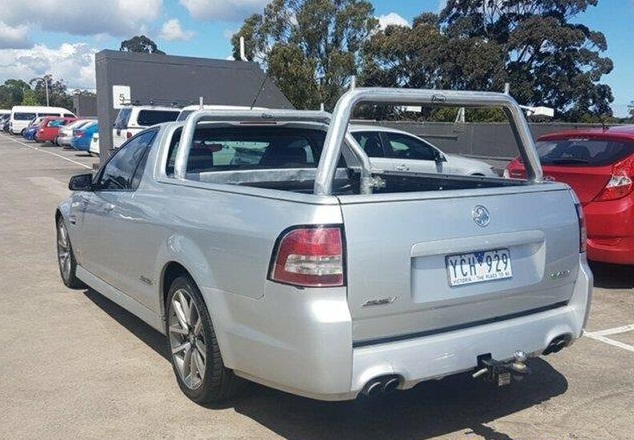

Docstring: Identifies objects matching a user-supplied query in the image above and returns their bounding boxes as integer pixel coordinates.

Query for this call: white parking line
[585,324,634,353]
[0,133,91,169]
[591,324,634,337]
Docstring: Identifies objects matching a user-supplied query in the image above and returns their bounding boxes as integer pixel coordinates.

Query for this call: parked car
[58,119,96,147]
[505,126,634,265]
[89,132,99,156]
[112,105,180,149]
[70,121,99,151]
[349,125,496,176]
[35,116,76,144]
[0,113,9,131]
[22,117,46,141]
[8,105,75,135]
[56,88,591,404]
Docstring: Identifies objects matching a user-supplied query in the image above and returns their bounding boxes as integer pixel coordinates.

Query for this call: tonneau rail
[314,88,543,195]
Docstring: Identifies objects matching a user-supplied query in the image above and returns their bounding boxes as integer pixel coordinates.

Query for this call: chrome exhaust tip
[543,334,572,355]
[382,377,400,393]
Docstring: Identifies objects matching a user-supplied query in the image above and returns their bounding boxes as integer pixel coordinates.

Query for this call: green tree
[231,0,378,110]
[21,89,39,106]
[440,0,613,120]
[29,74,73,109]
[0,79,31,109]
[120,35,165,54]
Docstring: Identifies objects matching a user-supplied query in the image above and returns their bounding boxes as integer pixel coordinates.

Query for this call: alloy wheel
[168,289,207,390]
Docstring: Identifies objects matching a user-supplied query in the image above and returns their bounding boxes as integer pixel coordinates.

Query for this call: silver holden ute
[56,88,593,404]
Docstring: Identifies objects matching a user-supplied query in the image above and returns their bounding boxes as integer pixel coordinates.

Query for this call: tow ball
[472,351,531,387]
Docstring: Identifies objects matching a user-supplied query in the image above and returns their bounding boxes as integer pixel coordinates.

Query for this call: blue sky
[0,0,632,116]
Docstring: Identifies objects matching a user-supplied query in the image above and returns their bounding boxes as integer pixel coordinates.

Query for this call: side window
[385,133,436,161]
[352,132,385,158]
[97,130,157,191]
[114,108,132,130]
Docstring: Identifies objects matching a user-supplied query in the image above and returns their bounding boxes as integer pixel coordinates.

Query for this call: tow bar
[472,351,531,387]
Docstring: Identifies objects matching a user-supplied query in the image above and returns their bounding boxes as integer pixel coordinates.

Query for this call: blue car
[70,121,98,151]
[22,117,45,141]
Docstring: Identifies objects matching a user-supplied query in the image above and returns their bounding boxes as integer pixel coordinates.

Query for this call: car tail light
[575,203,587,253]
[126,131,133,139]
[593,155,634,201]
[269,226,345,287]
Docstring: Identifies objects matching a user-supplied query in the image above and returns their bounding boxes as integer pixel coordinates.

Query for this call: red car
[35,117,76,144]
[505,126,634,265]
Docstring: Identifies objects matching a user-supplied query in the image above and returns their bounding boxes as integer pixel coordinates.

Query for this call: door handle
[396,164,409,171]
[103,203,115,213]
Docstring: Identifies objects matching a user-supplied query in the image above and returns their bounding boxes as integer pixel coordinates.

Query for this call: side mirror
[434,150,447,163]
[69,173,93,191]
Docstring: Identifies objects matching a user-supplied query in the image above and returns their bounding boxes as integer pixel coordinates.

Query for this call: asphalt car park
[0,132,632,440]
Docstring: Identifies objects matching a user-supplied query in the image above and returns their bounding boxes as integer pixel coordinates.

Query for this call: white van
[112,105,180,149]
[9,106,76,135]
[176,104,267,122]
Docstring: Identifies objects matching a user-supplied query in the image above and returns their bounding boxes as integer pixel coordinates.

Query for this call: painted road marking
[585,324,634,353]
[590,324,634,337]
[0,133,92,170]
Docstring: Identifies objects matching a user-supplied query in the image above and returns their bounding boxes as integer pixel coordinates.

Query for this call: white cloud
[377,12,410,30]
[159,19,194,41]
[0,22,32,49]
[0,0,163,37]
[0,43,97,90]
[180,0,269,22]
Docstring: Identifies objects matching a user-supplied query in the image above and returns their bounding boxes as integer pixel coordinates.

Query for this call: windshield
[536,139,634,166]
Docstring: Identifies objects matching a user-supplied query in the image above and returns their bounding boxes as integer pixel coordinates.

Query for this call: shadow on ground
[84,288,568,440]
[590,262,634,289]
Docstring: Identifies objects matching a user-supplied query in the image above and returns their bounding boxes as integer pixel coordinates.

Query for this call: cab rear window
[536,139,634,167]
[165,126,327,175]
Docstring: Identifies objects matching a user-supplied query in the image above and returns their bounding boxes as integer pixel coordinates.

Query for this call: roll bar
[174,110,331,180]
[314,88,543,195]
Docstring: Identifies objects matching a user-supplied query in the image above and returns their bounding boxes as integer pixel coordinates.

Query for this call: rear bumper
[211,256,593,401]
[585,197,634,265]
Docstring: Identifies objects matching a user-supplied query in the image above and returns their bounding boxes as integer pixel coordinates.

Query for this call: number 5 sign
[112,85,131,109]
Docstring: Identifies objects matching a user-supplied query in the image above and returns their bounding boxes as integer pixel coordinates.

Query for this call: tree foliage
[0,79,31,109]
[29,74,73,109]
[231,0,378,110]
[361,0,612,121]
[120,35,165,54]
[439,0,613,120]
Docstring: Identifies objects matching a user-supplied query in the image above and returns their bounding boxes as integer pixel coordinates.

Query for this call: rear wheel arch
[161,261,190,317]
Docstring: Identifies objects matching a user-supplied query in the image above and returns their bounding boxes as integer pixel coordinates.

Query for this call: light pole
[34,76,50,106]
[44,76,49,107]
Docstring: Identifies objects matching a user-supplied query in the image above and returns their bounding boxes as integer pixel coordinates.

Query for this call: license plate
[445,248,512,287]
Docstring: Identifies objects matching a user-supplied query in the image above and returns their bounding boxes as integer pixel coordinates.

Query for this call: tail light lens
[593,155,634,201]
[126,131,133,139]
[269,226,345,287]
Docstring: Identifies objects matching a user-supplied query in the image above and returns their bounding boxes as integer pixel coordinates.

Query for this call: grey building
[95,50,294,155]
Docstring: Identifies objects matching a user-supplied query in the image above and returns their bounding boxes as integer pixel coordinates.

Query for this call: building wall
[95,50,294,160]
[72,95,97,117]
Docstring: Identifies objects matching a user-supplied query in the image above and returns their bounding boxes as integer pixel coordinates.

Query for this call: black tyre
[56,217,85,289]
[166,275,244,404]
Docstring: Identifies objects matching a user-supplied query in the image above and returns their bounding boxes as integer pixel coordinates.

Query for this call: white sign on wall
[112,85,131,109]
